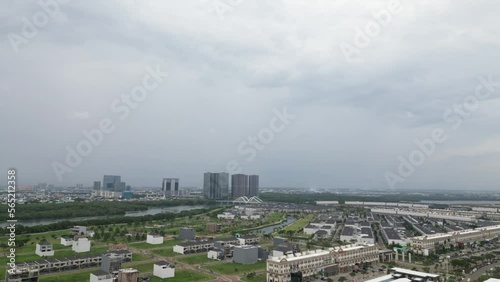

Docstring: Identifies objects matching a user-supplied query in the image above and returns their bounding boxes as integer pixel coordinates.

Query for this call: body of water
[2,205,208,228]
[250,216,296,234]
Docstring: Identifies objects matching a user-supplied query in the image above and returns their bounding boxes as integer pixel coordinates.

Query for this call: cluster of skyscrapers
[91,173,258,200]
[93,175,128,198]
[203,172,259,200]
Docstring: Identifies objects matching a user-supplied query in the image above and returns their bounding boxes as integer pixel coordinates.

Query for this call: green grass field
[241,273,267,282]
[39,269,95,282]
[206,261,266,275]
[152,248,179,257]
[149,269,214,282]
[177,253,213,265]
[283,214,315,232]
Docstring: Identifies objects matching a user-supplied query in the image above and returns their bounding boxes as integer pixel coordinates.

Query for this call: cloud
[67,111,90,120]
[1,0,500,189]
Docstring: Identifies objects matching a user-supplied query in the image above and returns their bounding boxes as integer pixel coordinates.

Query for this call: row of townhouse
[303,215,339,237]
[380,226,409,246]
[266,244,378,282]
[173,235,260,254]
[11,251,132,274]
[371,208,477,222]
[411,224,500,255]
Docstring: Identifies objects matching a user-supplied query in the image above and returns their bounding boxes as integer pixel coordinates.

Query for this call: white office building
[153,261,175,279]
[35,241,54,257]
[147,234,164,245]
[72,237,91,253]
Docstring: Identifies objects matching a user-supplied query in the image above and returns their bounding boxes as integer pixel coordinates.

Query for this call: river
[248,216,296,234]
[1,205,208,228]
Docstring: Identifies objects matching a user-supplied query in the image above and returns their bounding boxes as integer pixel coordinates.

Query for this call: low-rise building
[60,236,73,246]
[233,245,258,264]
[206,223,222,233]
[72,226,87,236]
[359,227,375,244]
[381,226,408,246]
[153,261,175,279]
[304,224,317,235]
[217,212,236,220]
[72,237,91,253]
[208,248,225,260]
[266,244,378,282]
[173,240,214,254]
[35,241,54,257]
[117,268,139,282]
[147,234,164,245]
[411,224,500,255]
[178,227,196,240]
[340,226,355,242]
[90,270,113,282]
[238,235,260,245]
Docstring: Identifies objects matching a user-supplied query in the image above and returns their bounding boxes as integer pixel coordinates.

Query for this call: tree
[338,276,347,282]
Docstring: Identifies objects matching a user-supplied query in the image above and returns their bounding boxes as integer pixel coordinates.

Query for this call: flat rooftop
[390,267,440,278]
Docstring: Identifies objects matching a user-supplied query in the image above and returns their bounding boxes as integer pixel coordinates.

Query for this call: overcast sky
[1,0,500,190]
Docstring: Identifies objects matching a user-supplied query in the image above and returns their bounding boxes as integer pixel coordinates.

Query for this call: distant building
[178,227,196,240]
[162,178,180,197]
[153,261,175,279]
[93,181,101,190]
[203,172,229,200]
[248,175,259,197]
[206,223,222,233]
[60,236,73,246]
[233,245,258,264]
[98,175,125,198]
[122,191,133,199]
[103,175,121,191]
[231,174,248,199]
[90,270,113,282]
[72,226,87,236]
[72,238,91,253]
[35,241,54,257]
[147,234,164,245]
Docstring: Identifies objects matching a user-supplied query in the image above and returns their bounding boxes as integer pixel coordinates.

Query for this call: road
[465,262,500,281]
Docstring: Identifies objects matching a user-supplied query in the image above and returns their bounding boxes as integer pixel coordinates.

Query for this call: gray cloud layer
[1,0,500,190]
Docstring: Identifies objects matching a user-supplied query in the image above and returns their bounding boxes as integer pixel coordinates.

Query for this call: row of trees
[0,206,220,235]
[0,199,214,221]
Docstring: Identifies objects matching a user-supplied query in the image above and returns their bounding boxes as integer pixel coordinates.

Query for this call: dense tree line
[0,199,214,221]
[259,192,499,204]
[0,206,219,236]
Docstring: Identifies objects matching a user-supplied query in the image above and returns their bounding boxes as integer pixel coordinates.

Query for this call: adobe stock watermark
[8,0,70,54]
[339,0,403,63]
[213,0,245,20]
[51,65,168,182]
[385,74,500,189]
[226,106,295,174]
